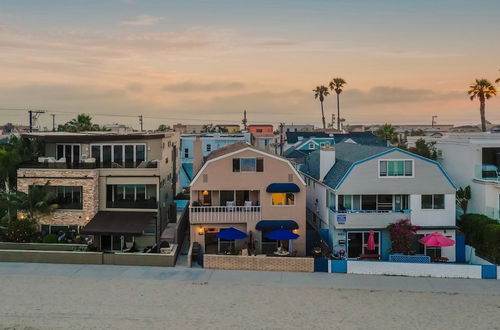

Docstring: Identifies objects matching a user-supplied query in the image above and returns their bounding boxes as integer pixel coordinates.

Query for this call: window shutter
[256,158,264,172]
[233,158,240,172]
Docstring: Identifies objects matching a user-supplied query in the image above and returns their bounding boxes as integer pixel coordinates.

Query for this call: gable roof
[300,142,456,190]
[300,142,391,188]
[286,131,386,146]
[204,141,251,161]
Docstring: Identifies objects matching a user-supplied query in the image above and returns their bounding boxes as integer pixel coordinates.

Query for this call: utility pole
[431,115,438,127]
[279,122,284,156]
[28,110,46,132]
[242,110,248,131]
[51,114,56,132]
[139,115,143,132]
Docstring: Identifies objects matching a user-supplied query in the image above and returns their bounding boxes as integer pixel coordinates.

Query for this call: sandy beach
[0,263,499,330]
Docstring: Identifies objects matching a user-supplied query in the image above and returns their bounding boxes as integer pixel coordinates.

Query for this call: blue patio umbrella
[215,227,248,240]
[265,229,300,240]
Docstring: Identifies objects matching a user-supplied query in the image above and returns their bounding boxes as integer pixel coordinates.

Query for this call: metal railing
[189,206,261,224]
[20,160,158,169]
[474,164,500,182]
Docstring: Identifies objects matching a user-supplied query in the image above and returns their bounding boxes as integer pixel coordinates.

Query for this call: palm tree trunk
[336,93,340,131]
[320,101,326,130]
[480,95,486,132]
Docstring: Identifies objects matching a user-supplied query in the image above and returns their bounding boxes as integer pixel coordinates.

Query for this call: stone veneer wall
[17,169,99,227]
[204,255,314,272]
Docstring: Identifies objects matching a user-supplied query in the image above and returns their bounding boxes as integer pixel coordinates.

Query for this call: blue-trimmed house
[300,142,457,262]
[179,133,251,192]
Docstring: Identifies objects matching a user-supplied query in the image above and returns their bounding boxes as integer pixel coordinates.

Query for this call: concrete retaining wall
[0,242,88,251]
[0,249,102,264]
[204,255,314,272]
[0,245,178,267]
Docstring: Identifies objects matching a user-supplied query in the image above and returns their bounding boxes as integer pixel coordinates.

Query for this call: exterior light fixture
[202,190,209,196]
[292,229,300,235]
[198,226,204,235]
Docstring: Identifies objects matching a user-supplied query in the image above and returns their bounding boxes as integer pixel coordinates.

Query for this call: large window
[347,231,380,258]
[338,194,409,211]
[379,160,413,177]
[32,186,83,210]
[91,144,147,168]
[421,194,445,209]
[56,144,80,165]
[106,184,157,209]
[232,158,264,172]
[271,193,295,206]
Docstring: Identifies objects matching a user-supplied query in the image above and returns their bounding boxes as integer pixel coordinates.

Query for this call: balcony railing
[330,208,411,229]
[21,160,158,169]
[106,199,158,209]
[190,206,261,224]
[474,164,500,182]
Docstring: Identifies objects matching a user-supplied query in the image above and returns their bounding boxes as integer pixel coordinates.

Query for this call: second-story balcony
[329,208,411,229]
[190,205,261,224]
[474,164,500,183]
[22,158,158,169]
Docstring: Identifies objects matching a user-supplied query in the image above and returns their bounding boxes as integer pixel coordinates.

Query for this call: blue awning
[266,183,300,193]
[215,227,248,240]
[265,229,300,240]
[256,220,299,231]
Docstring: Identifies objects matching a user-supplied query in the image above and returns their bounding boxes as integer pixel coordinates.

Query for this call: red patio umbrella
[419,232,455,247]
[366,230,376,251]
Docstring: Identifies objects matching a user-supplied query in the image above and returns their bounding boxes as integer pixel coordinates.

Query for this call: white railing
[189,206,261,224]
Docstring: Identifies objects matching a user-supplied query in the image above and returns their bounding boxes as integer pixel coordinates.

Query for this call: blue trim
[331,259,347,273]
[335,148,457,190]
[481,265,497,279]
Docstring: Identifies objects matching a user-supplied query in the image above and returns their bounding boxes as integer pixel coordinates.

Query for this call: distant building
[217,124,241,133]
[179,132,251,191]
[284,124,314,133]
[104,123,134,134]
[173,124,205,134]
[247,124,276,153]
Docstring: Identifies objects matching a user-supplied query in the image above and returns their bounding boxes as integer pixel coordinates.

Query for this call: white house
[301,142,457,261]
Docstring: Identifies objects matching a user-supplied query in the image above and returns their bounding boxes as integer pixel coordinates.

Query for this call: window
[32,186,83,210]
[308,143,315,150]
[106,184,157,209]
[56,144,80,164]
[90,144,146,168]
[232,158,264,172]
[272,193,295,206]
[320,142,330,148]
[347,231,380,258]
[421,194,445,209]
[379,160,413,177]
[256,128,263,133]
[184,148,189,158]
[206,144,211,152]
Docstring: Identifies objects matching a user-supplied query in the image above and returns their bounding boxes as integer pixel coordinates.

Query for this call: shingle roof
[205,141,251,161]
[300,142,391,189]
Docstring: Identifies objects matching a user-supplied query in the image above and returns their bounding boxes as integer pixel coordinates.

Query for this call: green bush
[42,234,58,244]
[460,214,500,264]
[4,217,38,243]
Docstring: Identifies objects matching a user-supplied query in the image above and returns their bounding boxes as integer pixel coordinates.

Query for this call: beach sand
[0,273,499,330]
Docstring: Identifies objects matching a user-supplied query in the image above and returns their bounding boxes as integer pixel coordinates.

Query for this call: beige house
[189,142,307,256]
[17,131,180,251]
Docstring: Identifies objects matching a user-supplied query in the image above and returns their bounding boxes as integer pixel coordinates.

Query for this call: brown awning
[81,211,156,235]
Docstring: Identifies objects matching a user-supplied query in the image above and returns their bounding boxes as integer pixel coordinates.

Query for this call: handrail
[330,208,411,214]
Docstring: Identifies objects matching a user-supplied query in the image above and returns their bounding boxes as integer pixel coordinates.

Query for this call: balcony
[21,158,158,169]
[329,208,411,229]
[474,164,500,183]
[190,206,261,224]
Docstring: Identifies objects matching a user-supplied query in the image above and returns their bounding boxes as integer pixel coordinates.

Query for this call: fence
[328,259,499,279]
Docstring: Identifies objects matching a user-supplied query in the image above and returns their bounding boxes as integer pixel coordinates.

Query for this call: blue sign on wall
[337,214,346,224]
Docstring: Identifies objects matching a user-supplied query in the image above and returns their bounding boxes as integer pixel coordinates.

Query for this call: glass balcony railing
[485,207,500,220]
[475,164,500,182]
[21,160,158,169]
[106,199,158,209]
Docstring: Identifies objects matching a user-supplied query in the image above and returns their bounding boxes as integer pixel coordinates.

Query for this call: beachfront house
[301,143,457,261]
[189,142,307,256]
[17,131,179,251]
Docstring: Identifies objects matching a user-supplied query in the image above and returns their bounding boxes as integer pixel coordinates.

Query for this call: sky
[0,0,499,130]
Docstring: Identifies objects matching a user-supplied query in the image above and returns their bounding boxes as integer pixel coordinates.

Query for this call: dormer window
[379,160,413,177]
[308,143,315,150]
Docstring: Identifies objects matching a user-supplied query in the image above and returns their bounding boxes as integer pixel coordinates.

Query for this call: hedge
[460,213,500,264]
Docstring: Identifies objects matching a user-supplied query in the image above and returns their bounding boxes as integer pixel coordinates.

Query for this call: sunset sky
[0,0,499,130]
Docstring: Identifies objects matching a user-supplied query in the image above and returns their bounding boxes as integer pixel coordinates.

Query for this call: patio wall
[204,254,314,272]
[0,242,88,251]
[328,259,499,279]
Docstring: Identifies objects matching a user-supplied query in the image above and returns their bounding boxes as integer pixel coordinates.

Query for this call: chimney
[193,136,203,175]
[319,146,336,181]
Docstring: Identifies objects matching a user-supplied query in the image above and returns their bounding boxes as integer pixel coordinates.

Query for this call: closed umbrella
[366,230,376,251]
[419,232,455,247]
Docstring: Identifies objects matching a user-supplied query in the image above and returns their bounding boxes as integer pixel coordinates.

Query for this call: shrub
[387,219,420,254]
[42,234,58,244]
[460,214,500,264]
[4,217,38,243]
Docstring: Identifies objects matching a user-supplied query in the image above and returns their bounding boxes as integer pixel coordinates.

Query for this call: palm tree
[313,85,329,130]
[375,123,397,145]
[59,114,108,132]
[329,78,347,130]
[468,79,497,132]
